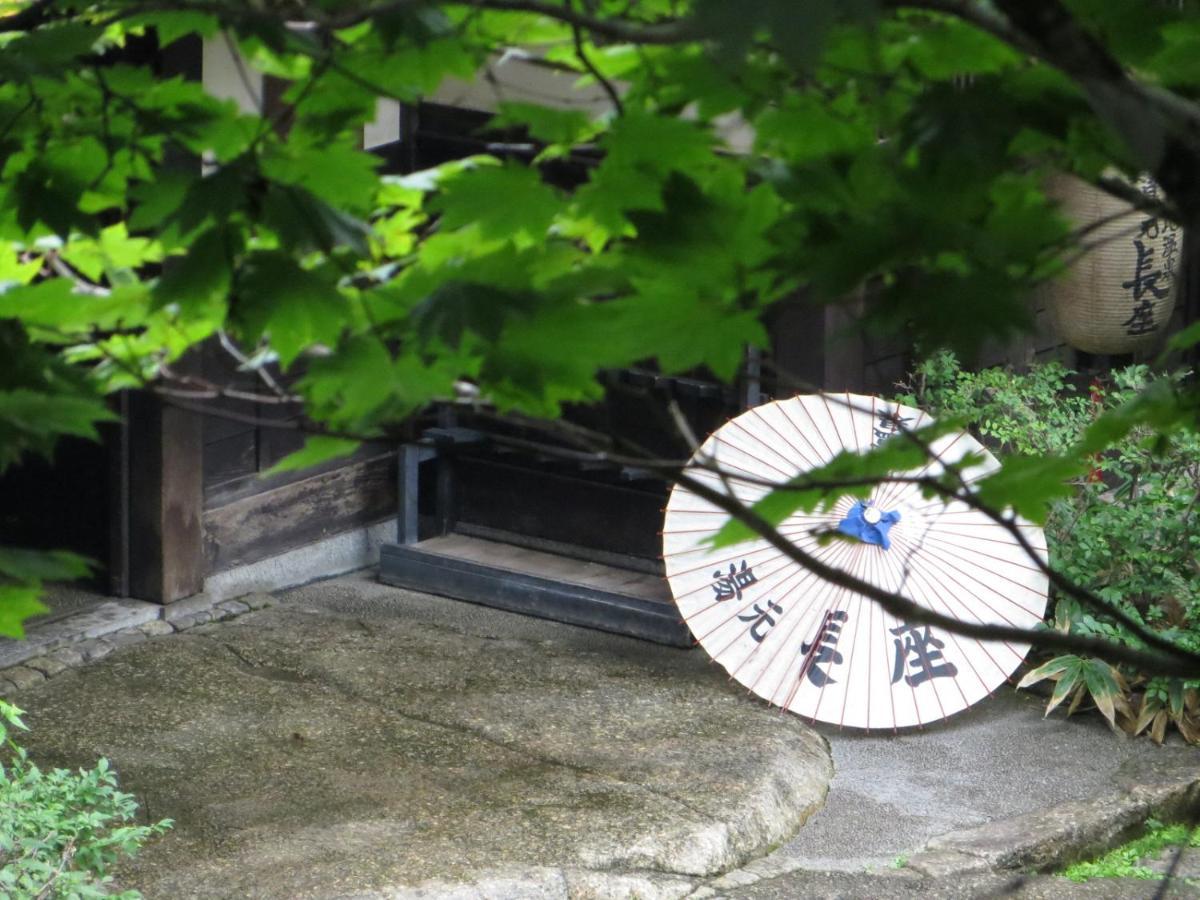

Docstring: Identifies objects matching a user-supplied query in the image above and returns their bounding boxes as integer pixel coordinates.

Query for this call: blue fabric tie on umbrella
[837,501,900,550]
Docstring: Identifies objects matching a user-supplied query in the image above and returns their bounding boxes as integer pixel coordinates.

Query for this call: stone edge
[0,592,275,697]
[904,757,1200,878]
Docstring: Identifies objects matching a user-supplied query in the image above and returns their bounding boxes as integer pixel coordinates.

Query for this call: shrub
[0,699,171,899]
[898,352,1200,744]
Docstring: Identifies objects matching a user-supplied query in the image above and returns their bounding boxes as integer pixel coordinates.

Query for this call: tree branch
[886,0,1042,58]
[471,408,1200,679]
[320,0,699,43]
[673,465,1200,679]
[569,6,623,115]
[1093,174,1181,224]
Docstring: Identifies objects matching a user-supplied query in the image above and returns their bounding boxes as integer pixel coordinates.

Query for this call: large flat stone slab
[775,689,1158,873]
[14,574,832,898]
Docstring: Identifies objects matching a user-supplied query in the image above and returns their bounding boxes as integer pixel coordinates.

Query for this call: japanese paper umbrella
[662,393,1049,730]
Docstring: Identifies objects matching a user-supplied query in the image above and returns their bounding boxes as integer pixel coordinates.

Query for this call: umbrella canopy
[662,392,1049,730]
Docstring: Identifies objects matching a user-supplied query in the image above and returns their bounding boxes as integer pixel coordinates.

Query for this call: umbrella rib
[715,541,858,670]
[820,392,851,458]
[666,543,802,587]
[866,546,898,731]
[875,411,959,511]
[781,533,875,717]
[887,533,1042,633]
[894,535,1050,612]
[686,440,786,490]
[663,528,825,575]
[729,540,860,688]
[677,527,854,615]
[904,472,999,513]
[871,407,931,510]
[873,543,931,728]
[835,539,875,729]
[705,564,819,659]
[920,516,1045,535]
[665,506,841,520]
[801,585,856,719]
[688,549,832,640]
[775,396,835,466]
[747,405,824,471]
[783,580,854,716]
[887,532,1048,613]
[725,419,806,481]
[875,548,981,714]
[788,396,840,461]
[744,545,857,709]
[850,392,864,455]
[681,468,772,502]
[812,552,877,724]
[913,527,1047,551]
[889,548,1023,681]
[916,531,1047,573]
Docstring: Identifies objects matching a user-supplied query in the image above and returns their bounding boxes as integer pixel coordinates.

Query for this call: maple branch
[888,0,1041,57]
[569,7,623,115]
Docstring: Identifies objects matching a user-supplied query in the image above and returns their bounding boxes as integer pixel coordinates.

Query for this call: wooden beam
[202,452,397,573]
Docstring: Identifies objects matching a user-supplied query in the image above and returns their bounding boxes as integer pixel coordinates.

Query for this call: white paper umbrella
[662,392,1049,730]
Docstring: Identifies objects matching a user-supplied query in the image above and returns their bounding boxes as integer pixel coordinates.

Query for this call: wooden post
[106,391,131,597]
[127,390,205,602]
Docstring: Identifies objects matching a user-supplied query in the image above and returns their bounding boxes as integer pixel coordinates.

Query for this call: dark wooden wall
[765,289,916,398]
[196,341,398,575]
[765,256,1200,399]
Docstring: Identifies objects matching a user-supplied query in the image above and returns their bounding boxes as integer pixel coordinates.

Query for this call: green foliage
[0,0,1199,642]
[1062,818,1200,883]
[903,354,1200,743]
[0,700,172,898]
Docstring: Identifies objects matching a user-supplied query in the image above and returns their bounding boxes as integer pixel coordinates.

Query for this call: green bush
[1062,817,1200,882]
[0,699,171,899]
[899,352,1200,743]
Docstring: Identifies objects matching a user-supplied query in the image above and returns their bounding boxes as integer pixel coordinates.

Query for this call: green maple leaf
[265,435,361,475]
[234,252,346,367]
[430,163,561,242]
[0,584,49,639]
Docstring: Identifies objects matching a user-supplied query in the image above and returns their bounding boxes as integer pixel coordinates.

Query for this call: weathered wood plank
[127,391,205,602]
[203,452,398,573]
[203,440,392,509]
[416,534,671,601]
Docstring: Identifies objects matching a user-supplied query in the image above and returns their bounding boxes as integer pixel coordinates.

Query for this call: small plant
[0,699,171,899]
[888,854,908,869]
[898,353,1200,744]
[1062,818,1200,882]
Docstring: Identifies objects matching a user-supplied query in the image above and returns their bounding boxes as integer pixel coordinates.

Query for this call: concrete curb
[0,593,275,696]
[905,746,1200,877]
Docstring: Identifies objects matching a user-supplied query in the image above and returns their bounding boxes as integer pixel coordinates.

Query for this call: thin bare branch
[568,4,623,115]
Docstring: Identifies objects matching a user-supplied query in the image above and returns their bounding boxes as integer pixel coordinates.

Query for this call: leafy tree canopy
[1,0,1199,650]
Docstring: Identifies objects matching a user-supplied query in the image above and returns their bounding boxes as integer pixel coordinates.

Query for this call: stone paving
[6,574,832,899]
[3,572,1199,899]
